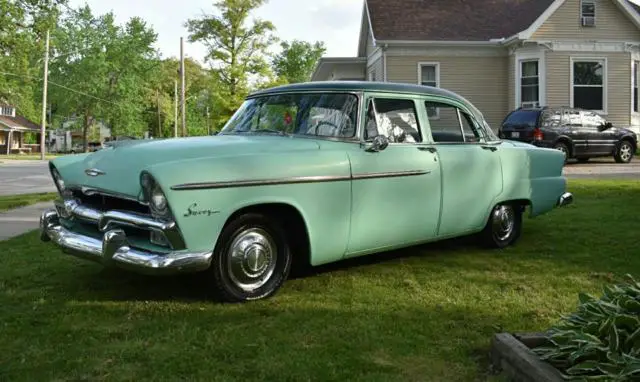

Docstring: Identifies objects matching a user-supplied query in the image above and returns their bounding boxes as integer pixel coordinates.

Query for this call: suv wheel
[614,140,634,164]
[553,142,570,163]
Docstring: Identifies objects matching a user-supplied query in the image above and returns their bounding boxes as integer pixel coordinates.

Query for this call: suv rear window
[502,110,540,128]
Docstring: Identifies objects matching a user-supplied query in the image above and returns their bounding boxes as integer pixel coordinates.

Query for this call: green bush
[533,275,640,381]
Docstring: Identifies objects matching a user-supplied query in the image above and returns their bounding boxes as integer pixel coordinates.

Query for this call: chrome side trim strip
[40,209,212,275]
[170,170,431,191]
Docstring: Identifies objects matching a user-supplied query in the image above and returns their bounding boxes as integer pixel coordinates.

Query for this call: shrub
[532,274,640,381]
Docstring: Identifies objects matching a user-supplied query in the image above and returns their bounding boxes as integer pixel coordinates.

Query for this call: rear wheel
[553,142,570,163]
[209,212,292,303]
[614,140,634,164]
[479,203,523,249]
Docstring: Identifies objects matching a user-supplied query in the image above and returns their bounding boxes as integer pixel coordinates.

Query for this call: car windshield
[219,92,359,138]
[502,110,539,128]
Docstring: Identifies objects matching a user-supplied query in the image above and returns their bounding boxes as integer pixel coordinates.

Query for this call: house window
[418,63,440,118]
[520,60,539,107]
[634,61,639,113]
[0,106,15,117]
[369,69,376,82]
[572,59,606,112]
[581,0,596,26]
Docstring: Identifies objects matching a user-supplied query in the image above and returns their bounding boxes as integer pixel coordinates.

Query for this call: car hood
[54,134,321,197]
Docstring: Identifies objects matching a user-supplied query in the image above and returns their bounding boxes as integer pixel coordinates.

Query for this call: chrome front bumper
[557,192,574,207]
[39,202,213,275]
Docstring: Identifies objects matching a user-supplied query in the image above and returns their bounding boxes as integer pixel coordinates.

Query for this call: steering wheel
[313,121,340,136]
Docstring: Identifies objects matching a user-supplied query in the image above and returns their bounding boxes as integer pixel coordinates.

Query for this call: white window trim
[417,62,440,119]
[569,56,608,115]
[580,0,596,19]
[514,49,546,109]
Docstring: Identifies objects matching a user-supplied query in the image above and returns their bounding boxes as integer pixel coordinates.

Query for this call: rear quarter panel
[497,141,567,216]
[145,149,353,266]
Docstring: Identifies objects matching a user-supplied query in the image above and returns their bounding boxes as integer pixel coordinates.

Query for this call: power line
[0,70,159,115]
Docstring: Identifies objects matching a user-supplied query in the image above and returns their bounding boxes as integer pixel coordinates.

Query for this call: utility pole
[156,89,161,138]
[40,29,50,160]
[180,37,186,137]
[174,79,178,138]
[206,106,210,135]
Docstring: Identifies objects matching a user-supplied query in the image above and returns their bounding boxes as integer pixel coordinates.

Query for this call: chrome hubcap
[620,143,633,162]
[227,228,277,292]
[492,205,515,242]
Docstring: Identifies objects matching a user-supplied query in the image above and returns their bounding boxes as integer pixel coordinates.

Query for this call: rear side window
[502,110,539,128]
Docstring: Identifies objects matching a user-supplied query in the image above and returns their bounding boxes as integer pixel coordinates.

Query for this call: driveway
[0,159,56,196]
[563,158,640,179]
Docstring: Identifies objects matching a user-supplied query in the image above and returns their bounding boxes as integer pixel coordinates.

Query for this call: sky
[66,0,640,67]
[67,0,364,65]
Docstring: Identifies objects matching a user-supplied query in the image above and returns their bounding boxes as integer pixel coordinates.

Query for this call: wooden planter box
[490,332,564,382]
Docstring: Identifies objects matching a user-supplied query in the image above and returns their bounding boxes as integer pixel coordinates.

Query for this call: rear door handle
[481,145,498,152]
[418,146,437,153]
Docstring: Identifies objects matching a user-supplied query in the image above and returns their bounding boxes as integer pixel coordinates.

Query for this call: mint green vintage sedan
[40,81,573,302]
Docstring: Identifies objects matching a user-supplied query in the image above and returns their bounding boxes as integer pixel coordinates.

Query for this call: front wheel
[614,140,635,164]
[479,203,523,249]
[209,212,292,303]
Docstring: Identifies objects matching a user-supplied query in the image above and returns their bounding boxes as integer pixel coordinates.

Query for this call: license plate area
[511,132,520,138]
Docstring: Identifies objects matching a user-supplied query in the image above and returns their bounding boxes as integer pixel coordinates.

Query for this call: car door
[421,97,503,238]
[582,111,616,155]
[345,94,442,257]
[562,108,590,156]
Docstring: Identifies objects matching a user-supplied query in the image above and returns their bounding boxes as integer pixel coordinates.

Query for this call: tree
[0,0,66,122]
[271,40,326,84]
[185,0,277,122]
[49,5,161,150]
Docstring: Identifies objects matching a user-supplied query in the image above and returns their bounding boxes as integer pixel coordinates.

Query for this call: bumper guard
[557,192,574,207]
[39,202,212,275]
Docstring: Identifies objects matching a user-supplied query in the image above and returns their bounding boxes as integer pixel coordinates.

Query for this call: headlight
[140,171,171,219]
[151,183,168,212]
[51,167,65,193]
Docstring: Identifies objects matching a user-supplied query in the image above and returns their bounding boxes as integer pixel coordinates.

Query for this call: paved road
[0,160,56,196]
[563,158,640,179]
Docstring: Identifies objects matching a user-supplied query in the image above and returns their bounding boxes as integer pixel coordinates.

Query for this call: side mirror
[365,135,389,152]
[598,122,613,131]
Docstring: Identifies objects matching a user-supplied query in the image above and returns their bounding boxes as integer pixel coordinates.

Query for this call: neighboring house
[311,0,640,133]
[0,104,42,154]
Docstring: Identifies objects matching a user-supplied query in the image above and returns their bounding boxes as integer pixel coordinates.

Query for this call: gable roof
[366,0,555,42]
[0,114,40,132]
[360,0,640,46]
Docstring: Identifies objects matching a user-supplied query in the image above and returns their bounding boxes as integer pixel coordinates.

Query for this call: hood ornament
[85,168,106,177]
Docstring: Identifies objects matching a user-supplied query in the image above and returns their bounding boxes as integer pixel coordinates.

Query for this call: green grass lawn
[0,192,58,213]
[0,179,638,381]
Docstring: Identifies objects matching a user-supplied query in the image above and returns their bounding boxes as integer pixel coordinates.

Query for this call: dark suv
[498,106,638,163]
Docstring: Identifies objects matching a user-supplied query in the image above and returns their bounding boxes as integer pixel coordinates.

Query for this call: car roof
[248,81,465,102]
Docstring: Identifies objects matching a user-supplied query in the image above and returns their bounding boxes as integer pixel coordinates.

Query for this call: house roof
[364,0,640,42]
[366,0,556,41]
[0,114,40,132]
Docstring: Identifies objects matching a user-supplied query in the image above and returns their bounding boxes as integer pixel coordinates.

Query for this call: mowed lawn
[1,179,638,381]
[0,193,58,213]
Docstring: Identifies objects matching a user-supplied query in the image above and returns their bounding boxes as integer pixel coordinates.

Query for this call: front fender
[145,150,353,264]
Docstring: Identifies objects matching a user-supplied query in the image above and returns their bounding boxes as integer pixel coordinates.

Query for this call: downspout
[383,43,388,82]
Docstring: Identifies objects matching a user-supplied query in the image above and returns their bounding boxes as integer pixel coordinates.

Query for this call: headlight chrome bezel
[140,171,172,221]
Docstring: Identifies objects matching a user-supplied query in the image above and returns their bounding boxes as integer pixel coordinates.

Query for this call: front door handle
[418,146,437,153]
[481,145,498,152]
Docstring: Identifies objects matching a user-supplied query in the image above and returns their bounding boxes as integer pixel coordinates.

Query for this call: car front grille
[69,188,150,215]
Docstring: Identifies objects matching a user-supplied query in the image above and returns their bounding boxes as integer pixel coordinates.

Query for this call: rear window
[502,110,540,128]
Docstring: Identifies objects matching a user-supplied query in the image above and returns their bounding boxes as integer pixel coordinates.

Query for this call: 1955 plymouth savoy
[40,81,573,302]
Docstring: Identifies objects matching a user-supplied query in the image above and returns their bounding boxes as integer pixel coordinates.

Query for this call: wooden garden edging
[490,332,564,382]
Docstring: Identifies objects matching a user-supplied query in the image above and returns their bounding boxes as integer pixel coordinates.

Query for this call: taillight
[533,128,543,141]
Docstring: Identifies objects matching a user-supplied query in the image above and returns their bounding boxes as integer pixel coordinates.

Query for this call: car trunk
[500,110,540,143]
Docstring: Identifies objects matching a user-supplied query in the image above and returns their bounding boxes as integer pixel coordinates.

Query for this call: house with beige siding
[311,0,640,133]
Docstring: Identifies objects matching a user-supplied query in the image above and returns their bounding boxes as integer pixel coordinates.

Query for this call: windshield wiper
[251,128,289,136]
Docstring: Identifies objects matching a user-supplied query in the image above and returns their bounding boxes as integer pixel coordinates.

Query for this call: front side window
[540,109,564,128]
[572,59,605,112]
[220,92,359,138]
[580,110,607,128]
[425,101,483,143]
[364,98,421,143]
